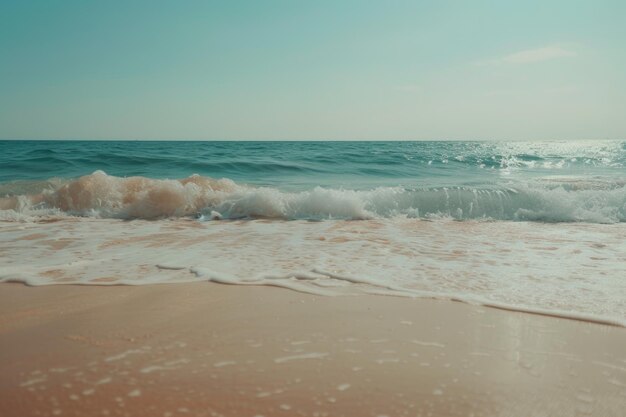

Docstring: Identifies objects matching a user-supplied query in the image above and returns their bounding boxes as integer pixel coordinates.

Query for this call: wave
[1,171,625,223]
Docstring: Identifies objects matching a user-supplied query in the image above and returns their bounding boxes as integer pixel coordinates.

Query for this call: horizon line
[1,138,623,142]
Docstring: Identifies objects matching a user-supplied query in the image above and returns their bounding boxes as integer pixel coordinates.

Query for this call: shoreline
[1,282,625,416]
[3,217,625,329]
[7,277,626,329]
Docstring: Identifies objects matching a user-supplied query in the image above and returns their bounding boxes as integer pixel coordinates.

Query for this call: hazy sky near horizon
[1,1,625,140]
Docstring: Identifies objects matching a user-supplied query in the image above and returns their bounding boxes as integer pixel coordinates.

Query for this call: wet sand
[1,282,625,417]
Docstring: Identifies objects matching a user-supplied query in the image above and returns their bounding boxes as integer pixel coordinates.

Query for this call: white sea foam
[1,171,625,223]
[1,217,625,326]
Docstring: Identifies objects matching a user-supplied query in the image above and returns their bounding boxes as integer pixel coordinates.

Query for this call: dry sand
[1,282,625,417]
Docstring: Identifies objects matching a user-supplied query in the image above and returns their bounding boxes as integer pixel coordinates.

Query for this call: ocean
[1,140,625,325]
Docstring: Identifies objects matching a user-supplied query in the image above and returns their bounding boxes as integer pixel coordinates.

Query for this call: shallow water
[1,218,625,326]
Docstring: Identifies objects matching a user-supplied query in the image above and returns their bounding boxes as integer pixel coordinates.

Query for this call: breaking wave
[1,171,625,223]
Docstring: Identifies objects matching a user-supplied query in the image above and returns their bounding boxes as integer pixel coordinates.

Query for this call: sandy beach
[1,282,625,417]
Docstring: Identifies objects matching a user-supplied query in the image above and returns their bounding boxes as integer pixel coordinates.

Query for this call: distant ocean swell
[1,141,624,183]
[1,171,625,223]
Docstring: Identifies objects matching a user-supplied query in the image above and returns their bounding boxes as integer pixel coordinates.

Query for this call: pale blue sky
[1,0,624,140]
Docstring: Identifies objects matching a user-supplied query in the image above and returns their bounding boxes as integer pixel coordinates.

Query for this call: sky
[0,0,625,140]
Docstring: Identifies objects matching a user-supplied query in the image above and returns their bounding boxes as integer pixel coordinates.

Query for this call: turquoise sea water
[1,140,625,222]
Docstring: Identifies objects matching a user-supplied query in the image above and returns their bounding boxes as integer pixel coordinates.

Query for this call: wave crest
[1,171,625,223]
